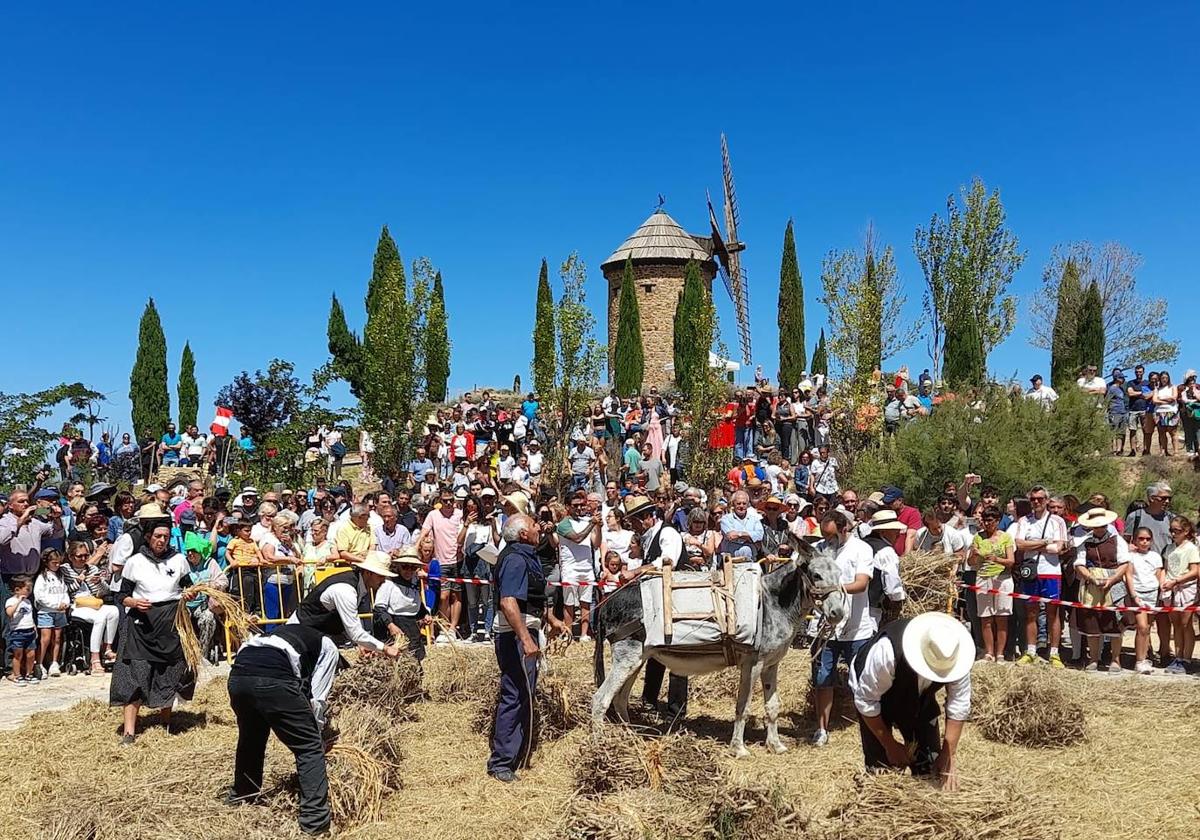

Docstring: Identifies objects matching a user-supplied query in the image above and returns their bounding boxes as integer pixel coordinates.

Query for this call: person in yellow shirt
[335,503,375,565]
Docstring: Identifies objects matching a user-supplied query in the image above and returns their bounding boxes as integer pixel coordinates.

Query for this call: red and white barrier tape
[428,574,617,591]
[959,582,1200,615]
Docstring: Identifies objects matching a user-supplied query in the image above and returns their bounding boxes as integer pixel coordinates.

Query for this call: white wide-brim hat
[902,612,975,684]
[354,551,397,578]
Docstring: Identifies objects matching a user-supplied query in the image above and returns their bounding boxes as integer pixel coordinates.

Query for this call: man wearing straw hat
[862,510,908,624]
[849,612,975,791]
[286,551,402,659]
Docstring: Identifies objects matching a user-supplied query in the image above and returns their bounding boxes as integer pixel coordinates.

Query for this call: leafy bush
[851,387,1118,509]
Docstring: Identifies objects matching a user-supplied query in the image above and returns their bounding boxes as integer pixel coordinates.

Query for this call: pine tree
[777,219,806,386]
[532,258,556,396]
[854,249,884,379]
[811,329,829,378]
[327,293,364,398]
[177,341,198,429]
[612,257,645,394]
[129,298,170,442]
[1050,259,1083,389]
[942,298,985,389]
[1075,280,1106,372]
[673,260,708,395]
[425,271,451,402]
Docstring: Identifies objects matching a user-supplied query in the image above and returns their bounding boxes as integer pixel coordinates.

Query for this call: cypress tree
[532,258,555,396]
[777,219,806,386]
[327,293,364,398]
[811,329,829,378]
[129,298,170,442]
[854,249,884,379]
[177,341,198,429]
[942,299,985,389]
[1050,259,1083,389]
[1075,280,1106,372]
[612,257,645,393]
[673,260,707,394]
[425,271,451,402]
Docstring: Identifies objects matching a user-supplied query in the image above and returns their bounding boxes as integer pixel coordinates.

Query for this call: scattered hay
[549,790,704,840]
[692,667,745,703]
[575,726,723,797]
[423,645,499,704]
[327,651,423,720]
[820,772,1061,840]
[970,664,1087,747]
[176,584,258,672]
[898,550,959,618]
[704,781,810,839]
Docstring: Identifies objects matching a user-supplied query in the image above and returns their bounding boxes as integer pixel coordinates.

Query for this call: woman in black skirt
[109,511,196,745]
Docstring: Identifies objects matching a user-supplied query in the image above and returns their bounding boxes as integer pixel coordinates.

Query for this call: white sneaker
[434,635,451,646]
[48,662,62,677]
[810,729,829,747]
[578,634,592,643]
[1135,660,1154,675]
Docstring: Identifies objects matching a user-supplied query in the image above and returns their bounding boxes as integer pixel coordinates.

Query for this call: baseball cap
[881,486,904,504]
[146,483,164,494]
[34,488,60,501]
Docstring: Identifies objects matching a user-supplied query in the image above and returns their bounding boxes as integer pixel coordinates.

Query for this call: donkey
[591,542,847,758]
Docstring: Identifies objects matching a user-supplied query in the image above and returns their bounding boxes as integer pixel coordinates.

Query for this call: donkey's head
[771,539,847,626]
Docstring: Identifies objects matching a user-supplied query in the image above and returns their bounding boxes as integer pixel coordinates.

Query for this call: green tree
[1049,258,1083,389]
[612,257,644,394]
[326,293,364,398]
[177,341,199,429]
[129,298,170,441]
[811,329,829,378]
[777,219,806,386]
[425,271,451,402]
[676,283,729,494]
[942,297,985,389]
[532,258,556,396]
[673,260,709,395]
[1075,280,1106,372]
[1,383,103,484]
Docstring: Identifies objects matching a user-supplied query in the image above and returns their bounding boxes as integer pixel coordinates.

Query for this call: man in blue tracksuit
[487,512,547,782]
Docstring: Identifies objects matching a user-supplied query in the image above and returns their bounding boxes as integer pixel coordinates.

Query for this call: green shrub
[851,387,1118,509]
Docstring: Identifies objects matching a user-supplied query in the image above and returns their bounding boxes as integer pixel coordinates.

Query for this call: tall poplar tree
[1050,259,1083,389]
[177,341,198,429]
[327,293,364,398]
[129,298,170,440]
[673,260,709,395]
[425,271,451,402]
[1075,280,1106,372]
[612,257,644,393]
[777,219,806,386]
[532,258,556,396]
[811,329,829,378]
[942,298,985,389]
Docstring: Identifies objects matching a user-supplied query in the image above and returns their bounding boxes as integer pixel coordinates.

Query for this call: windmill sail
[721,134,752,365]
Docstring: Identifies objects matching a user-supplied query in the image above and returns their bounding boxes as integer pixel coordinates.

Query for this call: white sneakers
[48,662,62,678]
[1135,660,1154,675]
[810,729,829,747]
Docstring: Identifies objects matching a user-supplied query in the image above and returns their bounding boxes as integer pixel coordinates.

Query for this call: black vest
[863,534,891,608]
[233,624,326,698]
[852,619,943,725]
[644,522,678,568]
[294,570,359,636]
[493,543,546,620]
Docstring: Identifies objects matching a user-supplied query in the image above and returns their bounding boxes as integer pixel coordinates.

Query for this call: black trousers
[857,698,941,776]
[228,673,331,835]
[641,659,689,716]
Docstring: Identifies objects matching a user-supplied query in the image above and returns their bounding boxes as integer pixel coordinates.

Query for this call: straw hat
[394,546,423,567]
[502,493,530,515]
[763,495,787,510]
[901,612,975,683]
[354,551,397,579]
[868,509,907,533]
[134,503,170,523]
[622,494,656,519]
[1077,508,1118,529]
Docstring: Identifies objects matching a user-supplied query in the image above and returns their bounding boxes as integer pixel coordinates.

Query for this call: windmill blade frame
[720,133,753,365]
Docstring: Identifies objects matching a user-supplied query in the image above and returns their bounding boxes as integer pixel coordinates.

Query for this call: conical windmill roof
[601,209,712,270]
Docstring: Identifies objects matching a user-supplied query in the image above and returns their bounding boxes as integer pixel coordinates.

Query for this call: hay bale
[550,790,705,840]
[575,726,723,797]
[820,772,1061,840]
[704,782,810,839]
[970,665,1087,747]
[898,550,960,618]
[328,652,423,720]
[423,646,499,704]
[470,669,590,742]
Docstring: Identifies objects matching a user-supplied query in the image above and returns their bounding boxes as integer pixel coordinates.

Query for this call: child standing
[1126,526,1165,674]
[599,550,624,592]
[33,549,70,678]
[4,576,37,684]
[225,519,264,617]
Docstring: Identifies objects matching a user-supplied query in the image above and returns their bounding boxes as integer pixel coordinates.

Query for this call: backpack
[330,440,347,458]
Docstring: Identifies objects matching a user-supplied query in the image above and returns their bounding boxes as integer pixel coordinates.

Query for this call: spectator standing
[1124,481,1173,554]
[4,576,37,683]
[1178,370,1200,457]
[881,486,920,556]
[1151,371,1179,456]
[555,493,600,641]
[1072,508,1128,671]
[809,445,839,501]
[1076,363,1107,396]
[1013,485,1069,667]
[968,506,1015,661]
[1105,370,1129,455]
[1025,374,1058,409]
[1125,365,1151,456]
[1125,526,1165,673]
[421,490,464,642]
[1160,515,1199,674]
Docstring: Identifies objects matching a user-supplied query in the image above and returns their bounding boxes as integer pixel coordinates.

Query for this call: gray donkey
[591,543,847,757]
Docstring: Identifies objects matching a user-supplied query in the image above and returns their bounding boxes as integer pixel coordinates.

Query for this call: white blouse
[121,551,191,602]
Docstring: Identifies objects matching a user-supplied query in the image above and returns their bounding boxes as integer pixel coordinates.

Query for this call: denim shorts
[6,628,37,652]
[812,638,868,688]
[36,610,68,629]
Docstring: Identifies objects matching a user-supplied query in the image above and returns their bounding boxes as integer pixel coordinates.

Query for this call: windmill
[707,133,752,365]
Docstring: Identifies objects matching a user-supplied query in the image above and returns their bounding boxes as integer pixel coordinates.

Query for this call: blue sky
[3,2,1198,434]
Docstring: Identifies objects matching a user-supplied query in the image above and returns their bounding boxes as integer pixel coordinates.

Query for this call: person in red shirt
[881,486,921,555]
[734,391,756,460]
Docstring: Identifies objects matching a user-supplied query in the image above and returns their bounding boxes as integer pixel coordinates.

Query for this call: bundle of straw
[423,646,500,704]
[820,772,1061,840]
[704,782,810,839]
[174,584,258,672]
[970,665,1088,747]
[575,726,722,797]
[691,668,745,703]
[470,668,590,743]
[548,790,705,840]
[898,550,960,618]
[327,651,423,721]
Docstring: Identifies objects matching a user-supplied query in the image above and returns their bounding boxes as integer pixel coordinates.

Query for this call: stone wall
[603,260,716,389]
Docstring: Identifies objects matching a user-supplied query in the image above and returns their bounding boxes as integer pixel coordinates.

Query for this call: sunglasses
[72,552,89,559]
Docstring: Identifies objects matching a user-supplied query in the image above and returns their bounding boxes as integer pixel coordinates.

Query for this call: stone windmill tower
[601,209,717,389]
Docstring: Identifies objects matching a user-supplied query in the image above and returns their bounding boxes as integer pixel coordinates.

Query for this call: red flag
[210,406,233,437]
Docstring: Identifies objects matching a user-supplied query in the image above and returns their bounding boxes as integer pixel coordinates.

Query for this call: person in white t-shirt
[810,511,874,747]
[1076,364,1107,396]
[1126,526,1165,674]
[555,493,601,640]
[1011,485,1069,667]
[1025,374,1058,409]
